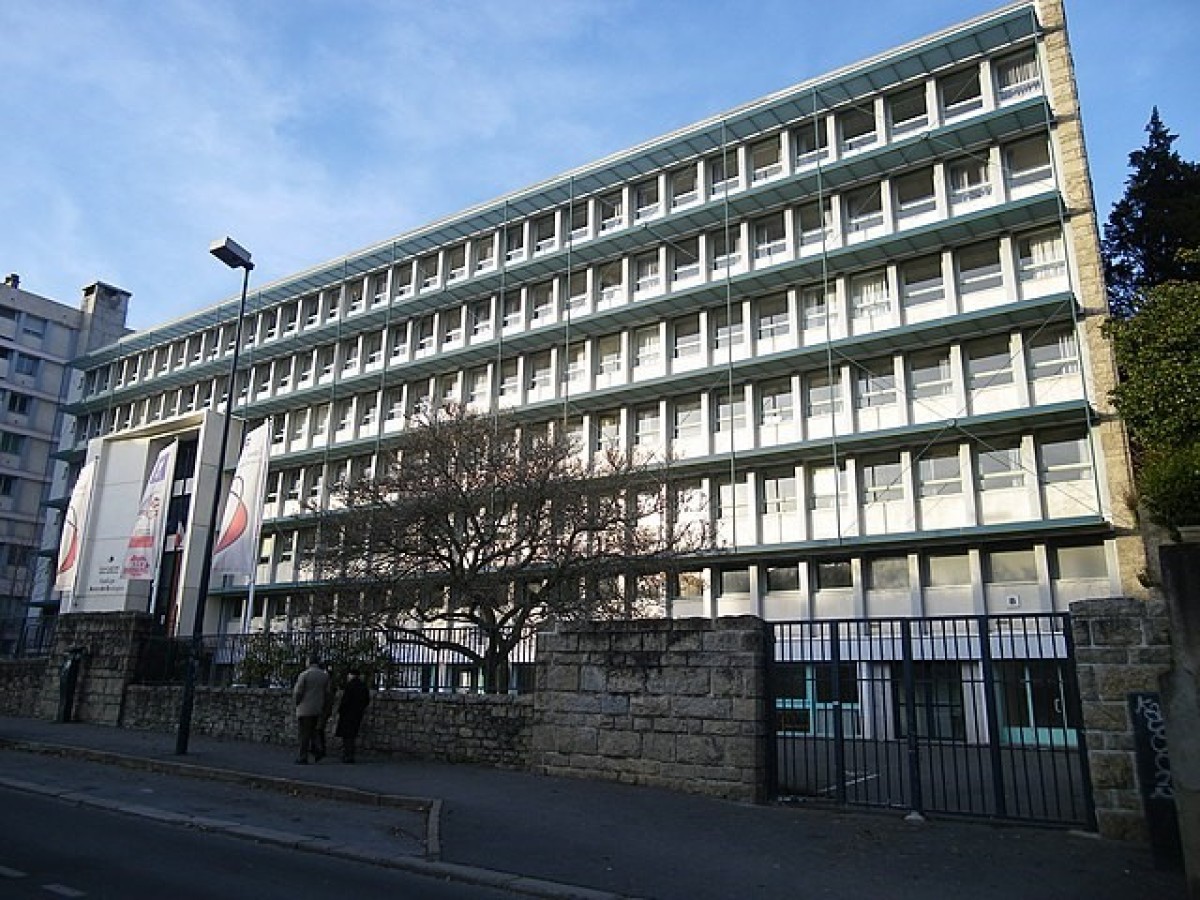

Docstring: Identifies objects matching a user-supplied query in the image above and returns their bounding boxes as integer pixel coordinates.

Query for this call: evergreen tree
[1101,108,1200,318]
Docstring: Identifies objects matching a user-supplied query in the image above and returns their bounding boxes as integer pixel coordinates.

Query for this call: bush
[1138,442,1200,535]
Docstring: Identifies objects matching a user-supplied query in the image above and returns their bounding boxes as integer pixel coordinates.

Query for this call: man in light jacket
[292,655,332,764]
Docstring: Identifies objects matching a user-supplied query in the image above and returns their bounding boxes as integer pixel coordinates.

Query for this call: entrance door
[997,659,1078,748]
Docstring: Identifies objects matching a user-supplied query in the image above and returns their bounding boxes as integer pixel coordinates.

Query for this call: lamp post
[175,237,254,755]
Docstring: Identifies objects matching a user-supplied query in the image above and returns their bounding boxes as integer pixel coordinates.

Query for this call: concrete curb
[0,740,641,900]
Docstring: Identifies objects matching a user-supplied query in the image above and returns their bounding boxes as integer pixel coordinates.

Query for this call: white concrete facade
[50,1,1144,638]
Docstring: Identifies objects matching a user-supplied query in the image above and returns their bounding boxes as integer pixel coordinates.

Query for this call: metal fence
[0,616,57,659]
[133,626,538,694]
[769,614,1095,828]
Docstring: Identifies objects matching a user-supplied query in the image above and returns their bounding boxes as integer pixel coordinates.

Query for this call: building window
[0,432,25,455]
[1052,545,1107,580]
[714,389,747,433]
[985,549,1037,583]
[670,165,698,207]
[1027,328,1079,378]
[767,565,801,592]
[948,157,991,204]
[673,398,702,442]
[13,354,38,377]
[794,117,829,163]
[634,406,661,449]
[814,560,853,590]
[633,327,660,370]
[6,393,30,416]
[908,351,952,399]
[956,241,1003,295]
[797,198,833,247]
[868,556,909,590]
[806,371,842,417]
[925,553,970,586]
[862,457,904,503]
[1017,228,1067,283]
[855,360,896,409]
[839,103,877,152]
[599,191,623,231]
[528,353,553,390]
[918,448,962,497]
[761,470,798,514]
[711,307,744,352]
[672,236,701,281]
[756,295,790,342]
[850,270,891,319]
[801,285,836,331]
[809,465,847,510]
[634,179,660,221]
[505,225,526,262]
[751,137,782,181]
[635,253,661,292]
[900,255,944,307]
[21,315,47,340]
[977,444,1025,490]
[754,214,787,261]
[844,184,884,234]
[1039,435,1092,485]
[967,337,1015,389]
[939,67,983,117]
[710,229,741,272]
[708,152,740,193]
[0,474,15,497]
[894,168,936,220]
[1004,135,1053,189]
[759,380,794,424]
[888,85,928,135]
[673,318,701,359]
[596,337,622,376]
[995,50,1041,102]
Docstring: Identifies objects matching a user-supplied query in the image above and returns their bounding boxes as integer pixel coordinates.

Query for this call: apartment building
[51,1,1143,647]
[0,276,129,621]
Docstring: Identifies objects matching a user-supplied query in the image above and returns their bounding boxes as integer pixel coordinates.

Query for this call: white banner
[211,423,271,577]
[55,459,98,592]
[122,441,178,580]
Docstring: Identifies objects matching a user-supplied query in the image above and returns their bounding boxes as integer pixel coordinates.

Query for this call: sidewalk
[0,716,1184,900]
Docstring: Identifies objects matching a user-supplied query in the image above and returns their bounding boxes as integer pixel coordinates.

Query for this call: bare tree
[315,405,706,692]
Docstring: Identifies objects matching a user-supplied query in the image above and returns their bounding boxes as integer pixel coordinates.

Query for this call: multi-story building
[50,0,1144,650]
[0,276,129,622]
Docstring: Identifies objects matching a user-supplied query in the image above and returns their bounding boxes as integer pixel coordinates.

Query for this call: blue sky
[3,0,1197,331]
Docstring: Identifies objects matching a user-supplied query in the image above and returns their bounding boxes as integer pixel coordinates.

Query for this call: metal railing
[769,613,1095,828]
[133,626,537,695]
[0,616,57,659]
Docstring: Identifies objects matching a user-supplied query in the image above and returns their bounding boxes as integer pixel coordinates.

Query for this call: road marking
[43,884,87,897]
[0,865,28,878]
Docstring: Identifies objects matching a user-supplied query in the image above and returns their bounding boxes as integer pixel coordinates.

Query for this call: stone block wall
[1071,596,1173,842]
[122,683,532,768]
[36,612,162,724]
[0,659,48,717]
[530,616,770,802]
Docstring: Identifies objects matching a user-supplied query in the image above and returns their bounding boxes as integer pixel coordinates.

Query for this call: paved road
[0,717,1185,900]
[0,787,527,900]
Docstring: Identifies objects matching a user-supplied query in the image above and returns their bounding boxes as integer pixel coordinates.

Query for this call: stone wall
[530,617,770,803]
[1070,596,1173,842]
[121,683,533,769]
[0,659,48,717]
[36,612,162,724]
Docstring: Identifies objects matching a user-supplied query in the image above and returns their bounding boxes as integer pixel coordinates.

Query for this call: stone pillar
[531,617,771,803]
[36,612,163,725]
[1070,597,1172,842]
[1160,544,1200,898]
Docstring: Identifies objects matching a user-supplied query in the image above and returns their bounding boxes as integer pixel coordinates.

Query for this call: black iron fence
[0,616,56,659]
[769,614,1095,828]
[133,626,538,694]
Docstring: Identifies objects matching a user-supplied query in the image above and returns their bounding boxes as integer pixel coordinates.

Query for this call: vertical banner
[211,423,271,577]
[122,441,178,580]
[55,459,98,592]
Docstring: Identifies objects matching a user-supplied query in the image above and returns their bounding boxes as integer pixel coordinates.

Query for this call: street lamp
[175,237,254,755]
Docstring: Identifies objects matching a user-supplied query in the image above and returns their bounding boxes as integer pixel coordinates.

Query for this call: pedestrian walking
[335,669,370,763]
[292,655,332,764]
[314,664,336,761]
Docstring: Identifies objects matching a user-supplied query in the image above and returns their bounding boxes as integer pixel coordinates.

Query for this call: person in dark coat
[292,656,332,765]
[335,669,370,763]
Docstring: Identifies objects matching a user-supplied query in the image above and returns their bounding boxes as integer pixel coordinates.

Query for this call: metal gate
[769,614,1096,828]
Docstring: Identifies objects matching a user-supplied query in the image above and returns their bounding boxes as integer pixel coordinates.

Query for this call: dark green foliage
[1102,109,1200,319]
